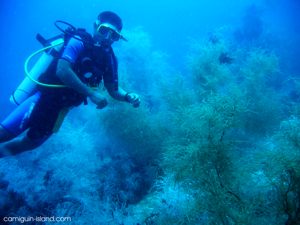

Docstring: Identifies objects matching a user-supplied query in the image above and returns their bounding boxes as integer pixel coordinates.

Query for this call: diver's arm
[105,83,128,102]
[105,83,141,107]
[57,36,93,96]
[105,83,128,101]
[56,59,93,96]
[57,59,108,108]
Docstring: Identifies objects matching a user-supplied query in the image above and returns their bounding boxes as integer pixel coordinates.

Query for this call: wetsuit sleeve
[61,37,84,64]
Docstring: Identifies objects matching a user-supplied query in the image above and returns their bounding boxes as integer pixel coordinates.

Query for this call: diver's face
[94,24,121,46]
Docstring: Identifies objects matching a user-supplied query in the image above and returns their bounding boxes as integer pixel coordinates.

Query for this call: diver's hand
[125,93,141,108]
[89,91,108,109]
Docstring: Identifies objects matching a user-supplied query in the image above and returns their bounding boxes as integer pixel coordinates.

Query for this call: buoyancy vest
[38,28,118,107]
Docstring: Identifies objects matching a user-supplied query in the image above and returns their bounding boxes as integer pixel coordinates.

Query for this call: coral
[156,33,290,224]
[117,27,159,94]
[97,153,153,207]
[161,92,250,224]
[100,105,166,166]
[261,116,300,179]
[240,48,279,84]
[238,49,284,135]
[187,38,234,95]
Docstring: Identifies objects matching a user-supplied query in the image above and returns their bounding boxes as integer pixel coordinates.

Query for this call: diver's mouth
[100,40,110,47]
[93,37,111,47]
[102,38,114,46]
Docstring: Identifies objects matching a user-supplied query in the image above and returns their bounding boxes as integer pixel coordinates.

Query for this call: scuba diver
[0,11,141,157]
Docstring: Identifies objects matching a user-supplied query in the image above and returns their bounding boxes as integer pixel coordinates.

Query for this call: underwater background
[0,0,300,224]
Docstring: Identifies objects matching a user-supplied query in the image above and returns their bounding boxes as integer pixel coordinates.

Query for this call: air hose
[24,40,67,88]
[24,20,77,88]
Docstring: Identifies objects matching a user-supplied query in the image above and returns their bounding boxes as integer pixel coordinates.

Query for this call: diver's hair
[97,11,123,31]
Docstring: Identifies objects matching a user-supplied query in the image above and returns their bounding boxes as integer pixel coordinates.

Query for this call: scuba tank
[10,21,82,106]
[10,35,64,105]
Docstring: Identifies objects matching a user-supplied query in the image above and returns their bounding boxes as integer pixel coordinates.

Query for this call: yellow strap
[52,107,70,132]
[24,41,67,88]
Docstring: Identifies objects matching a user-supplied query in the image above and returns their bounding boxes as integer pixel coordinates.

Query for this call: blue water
[0,0,300,224]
